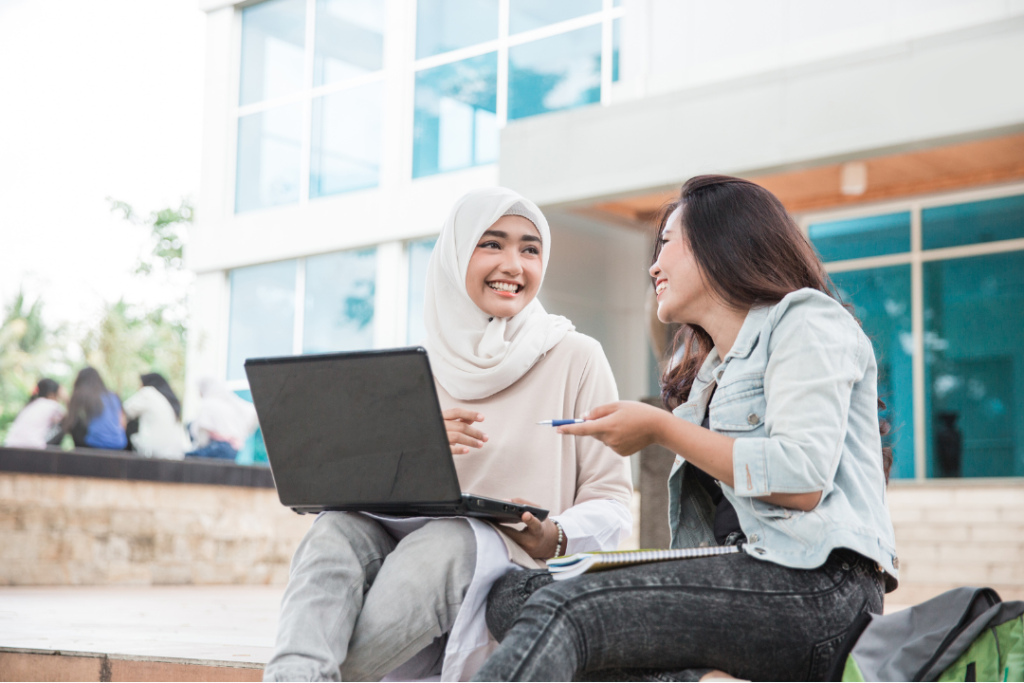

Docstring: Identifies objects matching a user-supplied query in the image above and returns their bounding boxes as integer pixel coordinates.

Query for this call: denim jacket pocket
[709,382,767,433]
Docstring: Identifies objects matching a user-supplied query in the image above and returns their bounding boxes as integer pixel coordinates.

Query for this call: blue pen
[537,419,586,426]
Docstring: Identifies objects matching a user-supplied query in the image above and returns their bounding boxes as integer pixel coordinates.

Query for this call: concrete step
[0,648,262,682]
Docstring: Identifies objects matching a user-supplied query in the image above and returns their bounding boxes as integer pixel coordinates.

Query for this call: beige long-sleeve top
[437,331,634,567]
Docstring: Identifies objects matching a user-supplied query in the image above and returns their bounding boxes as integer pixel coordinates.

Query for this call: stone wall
[887,482,1024,604]
[0,473,313,586]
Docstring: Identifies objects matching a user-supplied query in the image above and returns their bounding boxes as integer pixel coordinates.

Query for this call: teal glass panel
[612,18,621,82]
[808,212,911,263]
[228,260,297,381]
[313,0,385,86]
[310,81,383,198]
[831,265,915,479]
[509,0,600,34]
[922,194,1024,251]
[303,248,376,353]
[406,237,437,344]
[508,24,601,121]
[413,53,498,178]
[235,103,303,213]
[233,391,269,467]
[239,0,306,105]
[416,0,498,58]
[924,250,1024,478]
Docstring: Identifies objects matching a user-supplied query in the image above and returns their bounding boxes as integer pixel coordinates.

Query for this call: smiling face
[649,207,712,325]
[465,215,543,319]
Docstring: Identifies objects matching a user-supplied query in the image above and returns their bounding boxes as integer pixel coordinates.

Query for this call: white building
[189,1,1024,598]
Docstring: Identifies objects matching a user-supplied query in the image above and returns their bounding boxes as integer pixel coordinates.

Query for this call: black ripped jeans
[478,549,884,682]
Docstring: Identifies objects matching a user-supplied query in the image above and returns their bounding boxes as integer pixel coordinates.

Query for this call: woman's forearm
[650,411,822,511]
[651,410,735,485]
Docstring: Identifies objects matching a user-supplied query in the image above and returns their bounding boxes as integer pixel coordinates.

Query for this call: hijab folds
[423,187,573,401]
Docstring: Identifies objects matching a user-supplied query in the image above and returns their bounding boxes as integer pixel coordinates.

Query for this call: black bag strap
[827,611,874,681]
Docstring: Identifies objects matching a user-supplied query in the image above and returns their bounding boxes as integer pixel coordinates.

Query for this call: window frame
[410,0,624,141]
[797,180,1024,482]
[230,0,390,213]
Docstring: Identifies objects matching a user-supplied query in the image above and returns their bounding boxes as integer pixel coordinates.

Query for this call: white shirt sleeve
[551,498,633,555]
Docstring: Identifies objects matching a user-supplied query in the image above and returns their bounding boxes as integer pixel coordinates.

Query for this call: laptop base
[290,493,548,524]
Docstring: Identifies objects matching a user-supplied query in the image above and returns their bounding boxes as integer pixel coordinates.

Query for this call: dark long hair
[29,378,60,404]
[653,175,893,482]
[141,372,182,421]
[63,367,110,430]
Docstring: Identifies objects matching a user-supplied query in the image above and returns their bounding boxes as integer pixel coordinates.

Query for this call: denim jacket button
[747,413,759,425]
[748,534,758,543]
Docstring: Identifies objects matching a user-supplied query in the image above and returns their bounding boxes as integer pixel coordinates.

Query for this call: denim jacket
[667,288,899,591]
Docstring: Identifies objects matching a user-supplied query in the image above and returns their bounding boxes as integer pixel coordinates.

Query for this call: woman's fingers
[446,419,488,442]
[584,402,620,420]
[448,431,485,449]
[442,408,485,424]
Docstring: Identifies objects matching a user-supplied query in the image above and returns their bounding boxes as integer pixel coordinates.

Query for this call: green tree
[91,197,194,398]
[80,300,186,400]
[0,291,72,441]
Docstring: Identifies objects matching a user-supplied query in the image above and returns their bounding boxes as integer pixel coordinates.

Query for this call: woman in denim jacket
[476,175,899,682]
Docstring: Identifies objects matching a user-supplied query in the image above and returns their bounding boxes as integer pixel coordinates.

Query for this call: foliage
[0,198,193,443]
[0,291,73,440]
[107,197,192,275]
[80,300,187,400]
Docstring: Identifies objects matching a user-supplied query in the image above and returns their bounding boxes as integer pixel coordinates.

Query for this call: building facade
[189,0,1024,596]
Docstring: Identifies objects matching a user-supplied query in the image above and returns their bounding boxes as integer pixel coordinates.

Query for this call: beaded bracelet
[553,521,565,559]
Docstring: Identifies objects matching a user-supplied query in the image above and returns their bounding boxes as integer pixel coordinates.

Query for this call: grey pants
[263,512,476,682]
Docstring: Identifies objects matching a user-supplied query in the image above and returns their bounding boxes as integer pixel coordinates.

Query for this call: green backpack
[829,587,1024,682]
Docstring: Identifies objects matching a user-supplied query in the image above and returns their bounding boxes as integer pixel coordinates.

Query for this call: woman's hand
[557,401,669,456]
[501,498,560,559]
[442,408,487,455]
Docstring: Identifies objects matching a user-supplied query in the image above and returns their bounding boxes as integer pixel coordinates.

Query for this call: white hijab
[423,187,574,401]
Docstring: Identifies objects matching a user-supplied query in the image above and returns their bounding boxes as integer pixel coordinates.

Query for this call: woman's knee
[384,519,476,590]
[486,569,553,642]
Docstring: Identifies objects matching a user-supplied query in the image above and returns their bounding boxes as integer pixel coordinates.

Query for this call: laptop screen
[245,348,462,508]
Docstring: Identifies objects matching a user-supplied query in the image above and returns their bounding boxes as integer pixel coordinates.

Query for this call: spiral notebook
[547,545,741,580]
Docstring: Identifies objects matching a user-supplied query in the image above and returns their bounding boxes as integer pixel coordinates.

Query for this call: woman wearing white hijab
[263,188,633,682]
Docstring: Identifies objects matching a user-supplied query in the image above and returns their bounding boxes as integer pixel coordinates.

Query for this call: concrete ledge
[0,473,311,585]
[0,447,274,489]
[0,648,262,682]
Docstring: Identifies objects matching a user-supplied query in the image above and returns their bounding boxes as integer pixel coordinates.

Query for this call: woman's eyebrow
[481,229,541,243]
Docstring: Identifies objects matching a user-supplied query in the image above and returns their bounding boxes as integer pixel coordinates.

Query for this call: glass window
[313,0,386,86]
[509,0,600,34]
[406,237,437,344]
[808,212,911,263]
[922,194,1024,251]
[235,103,303,213]
[416,0,498,59]
[303,249,376,353]
[612,18,621,83]
[831,266,915,479]
[227,260,297,381]
[310,82,384,198]
[413,53,498,178]
[508,24,602,121]
[239,0,307,106]
[924,250,1024,478]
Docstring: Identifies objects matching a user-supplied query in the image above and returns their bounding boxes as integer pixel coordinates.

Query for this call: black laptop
[244,347,548,524]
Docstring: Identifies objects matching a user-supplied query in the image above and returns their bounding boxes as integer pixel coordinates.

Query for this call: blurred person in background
[62,367,128,450]
[187,376,257,460]
[3,378,67,449]
[122,373,189,459]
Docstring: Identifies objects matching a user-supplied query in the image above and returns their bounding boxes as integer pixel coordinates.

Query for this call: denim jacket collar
[696,304,771,386]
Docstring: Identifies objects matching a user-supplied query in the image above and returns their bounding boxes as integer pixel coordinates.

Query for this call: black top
[691,390,743,545]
